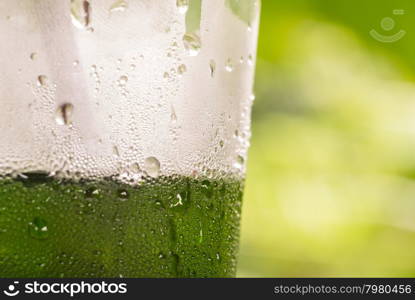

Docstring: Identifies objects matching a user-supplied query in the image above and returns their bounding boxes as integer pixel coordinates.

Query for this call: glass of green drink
[0,0,260,277]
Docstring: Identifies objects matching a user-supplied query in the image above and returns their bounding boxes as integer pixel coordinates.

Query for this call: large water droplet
[225,58,234,72]
[171,193,184,207]
[37,75,48,86]
[177,64,187,75]
[247,54,254,66]
[70,0,91,30]
[130,163,140,173]
[144,157,160,178]
[209,60,216,77]
[118,75,128,85]
[183,33,201,56]
[112,145,120,157]
[199,227,203,243]
[171,105,178,123]
[118,189,129,201]
[176,0,189,14]
[28,217,49,240]
[234,155,245,170]
[110,0,128,13]
[85,187,100,199]
[55,103,74,126]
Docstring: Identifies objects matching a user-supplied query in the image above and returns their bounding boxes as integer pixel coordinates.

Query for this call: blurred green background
[237,0,415,277]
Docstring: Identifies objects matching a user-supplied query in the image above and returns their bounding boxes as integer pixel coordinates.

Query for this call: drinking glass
[0,0,260,277]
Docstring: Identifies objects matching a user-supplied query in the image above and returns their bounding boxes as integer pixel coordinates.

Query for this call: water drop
[30,53,37,60]
[247,54,253,66]
[130,163,140,173]
[177,64,187,75]
[176,0,189,14]
[219,140,224,148]
[171,105,178,123]
[209,60,216,77]
[110,0,128,12]
[234,155,245,170]
[143,157,160,178]
[201,180,213,199]
[199,227,203,243]
[28,217,49,240]
[37,75,48,86]
[225,58,234,72]
[73,60,79,66]
[112,145,120,157]
[183,33,201,56]
[85,187,100,199]
[171,193,184,207]
[70,0,91,30]
[119,75,128,85]
[118,189,129,201]
[55,103,74,126]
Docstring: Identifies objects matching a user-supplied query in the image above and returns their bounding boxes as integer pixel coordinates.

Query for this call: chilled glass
[0,0,260,277]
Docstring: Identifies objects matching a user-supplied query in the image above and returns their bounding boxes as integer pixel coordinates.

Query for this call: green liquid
[0,173,243,277]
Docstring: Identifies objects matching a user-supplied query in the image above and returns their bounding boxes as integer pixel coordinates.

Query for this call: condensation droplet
[73,60,79,66]
[118,189,129,201]
[199,227,203,243]
[130,163,140,173]
[171,105,178,123]
[225,58,234,72]
[209,60,216,77]
[234,155,245,170]
[171,193,184,207]
[113,145,120,157]
[37,75,48,86]
[176,0,189,14]
[247,54,253,66]
[110,0,128,13]
[177,64,187,75]
[70,0,91,30]
[143,157,160,178]
[119,75,128,85]
[28,217,49,240]
[55,103,74,126]
[30,53,37,60]
[183,33,201,56]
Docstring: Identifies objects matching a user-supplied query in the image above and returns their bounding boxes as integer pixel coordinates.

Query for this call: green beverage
[0,173,243,277]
